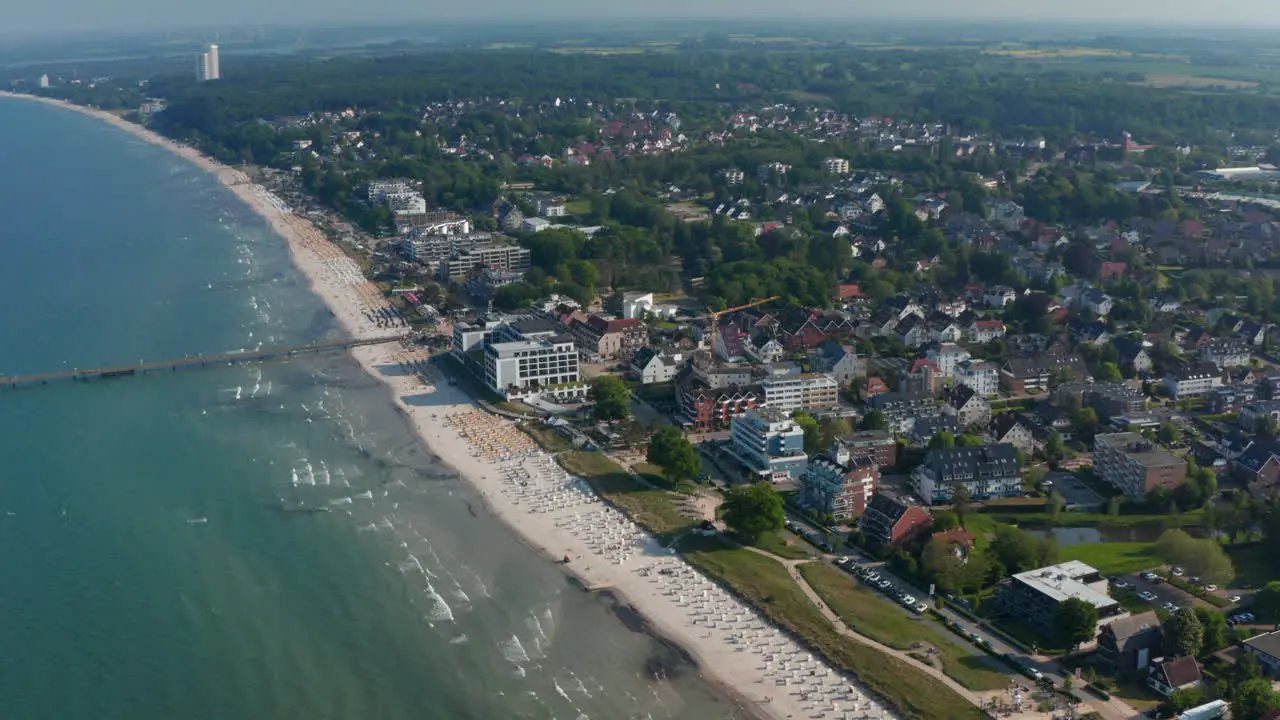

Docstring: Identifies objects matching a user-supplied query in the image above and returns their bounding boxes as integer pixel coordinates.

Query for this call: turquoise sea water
[0,99,743,720]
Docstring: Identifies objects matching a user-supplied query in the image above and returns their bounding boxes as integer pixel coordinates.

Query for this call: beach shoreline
[1,91,885,720]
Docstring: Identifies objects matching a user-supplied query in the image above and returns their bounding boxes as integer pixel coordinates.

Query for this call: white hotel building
[484,334,584,401]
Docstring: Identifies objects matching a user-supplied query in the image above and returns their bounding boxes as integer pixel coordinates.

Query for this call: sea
[0,98,745,720]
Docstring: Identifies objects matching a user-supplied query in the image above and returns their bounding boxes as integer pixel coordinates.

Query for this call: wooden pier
[1,334,407,391]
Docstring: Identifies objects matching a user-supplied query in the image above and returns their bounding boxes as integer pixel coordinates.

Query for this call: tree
[590,376,632,421]
[860,409,888,431]
[1154,529,1236,585]
[1055,597,1099,650]
[951,482,972,526]
[1253,581,1280,621]
[991,525,1058,575]
[1045,431,1067,463]
[929,432,957,450]
[792,412,821,452]
[1161,608,1203,658]
[1159,422,1182,445]
[1194,606,1229,654]
[1047,491,1066,520]
[1107,495,1124,517]
[932,510,960,531]
[1229,678,1280,720]
[646,426,701,486]
[721,483,785,542]
[1096,362,1123,382]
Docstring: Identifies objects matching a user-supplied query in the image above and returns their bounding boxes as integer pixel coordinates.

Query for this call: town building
[1240,400,1280,433]
[570,315,648,361]
[943,385,991,428]
[996,560,1121,632]
[800,450,879,520]
[955,360,1000,397]
[1241,630,1280,674]
[822,157,851,175]
[910,444,1022,505]
[1001,353,1088,395]
[440,243,532,281]
[1093,433,1188,499]
[926,343,971,378]
[1200,339,1251,369]
[811,341,865,386]
[1111,337,1154,375]
[989,413,1039,455]
[1097,611,1163,673]
[968,319,1007,344]
[619,291,677,320]
[629,347,683,385]
[1163,364,1223,399]
[759,372,840,414]
[871,395,941,434]
[722,169,745,185]
[729,409,808,481]
[858,494,932,546]
[196,43,220,82]
[675,370,759,430]
[483,329,583,401]
[831,431,898,469]
[1147,657,1204,698]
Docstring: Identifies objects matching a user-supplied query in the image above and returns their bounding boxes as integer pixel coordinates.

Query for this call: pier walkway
[1,334,406,390]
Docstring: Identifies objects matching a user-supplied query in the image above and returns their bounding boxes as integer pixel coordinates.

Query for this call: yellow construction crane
[708,296,780,359]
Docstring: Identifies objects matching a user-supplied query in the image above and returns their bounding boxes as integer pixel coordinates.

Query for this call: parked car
[1229,595,1242,603]
[1205,584,1218,592]
[914,602,929,614]
[1172,567,1185,577]
[1161,602,1179,613]
[865,573,880,582]
[901,595,916,606]
[877,580,892,591]
[1112,579,1132,589]
[1141,572,1159,582]
[1138,591,1158,601]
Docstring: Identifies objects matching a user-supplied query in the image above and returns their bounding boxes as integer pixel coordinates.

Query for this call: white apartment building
[484,335,583,400]
[760,373,839,413]
[823,157,851,175]
[926,343,971,378]
[1163,365,1223,399]
[955,360,1000,397]
[196,43,220,82]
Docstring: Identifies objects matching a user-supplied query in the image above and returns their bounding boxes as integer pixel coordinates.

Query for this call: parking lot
[1116,570,1250,614]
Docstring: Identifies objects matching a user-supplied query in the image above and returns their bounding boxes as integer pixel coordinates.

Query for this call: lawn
[558,451,696,540]
[680,537,988,720]
[752,530,816,560]
[798,562,1009,692]
[521,424,574,453]
[1058,542,1160,576]
[563,199,591,215]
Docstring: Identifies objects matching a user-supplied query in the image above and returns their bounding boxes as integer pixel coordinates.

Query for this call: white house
[926,343,972,378]
[956,360,1000,397]
[968,319,1007,344]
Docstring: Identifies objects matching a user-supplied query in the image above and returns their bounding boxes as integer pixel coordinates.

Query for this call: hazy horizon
[4,0,1280,38]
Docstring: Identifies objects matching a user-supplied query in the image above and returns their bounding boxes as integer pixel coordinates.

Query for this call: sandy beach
[1,91,898,720]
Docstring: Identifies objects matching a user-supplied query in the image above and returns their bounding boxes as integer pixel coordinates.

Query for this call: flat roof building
[997,560,1122,632]
[1093,432,1187,499]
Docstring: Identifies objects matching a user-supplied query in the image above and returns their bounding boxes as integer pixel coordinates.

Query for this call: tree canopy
[721,483,785,542]
[590,376,632,421]
[1054,598,1099,651]
[1161,608,1203,658]
[646,426,701,486]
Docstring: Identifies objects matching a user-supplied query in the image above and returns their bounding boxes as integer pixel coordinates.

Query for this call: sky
[4,0,1280,36]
